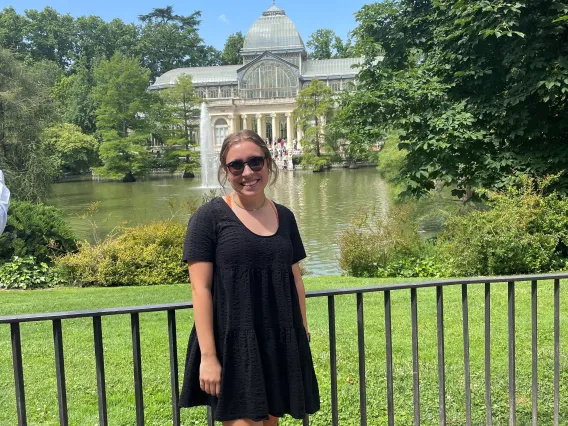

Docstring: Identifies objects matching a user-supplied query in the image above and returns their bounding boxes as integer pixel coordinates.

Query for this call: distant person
[179,129,320,425]
[0,170,10,234]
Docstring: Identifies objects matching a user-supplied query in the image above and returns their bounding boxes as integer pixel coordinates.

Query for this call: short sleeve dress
[180,197,320,422]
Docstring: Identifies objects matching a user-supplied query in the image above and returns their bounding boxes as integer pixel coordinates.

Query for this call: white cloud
[219,14,229,23]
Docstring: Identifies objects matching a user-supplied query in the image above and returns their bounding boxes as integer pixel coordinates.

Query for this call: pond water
[49,168,390,275]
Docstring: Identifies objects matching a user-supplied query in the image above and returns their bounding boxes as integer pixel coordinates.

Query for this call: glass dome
[242,4,305,53]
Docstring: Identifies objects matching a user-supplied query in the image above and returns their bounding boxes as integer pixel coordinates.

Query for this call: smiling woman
[179,130,320,425]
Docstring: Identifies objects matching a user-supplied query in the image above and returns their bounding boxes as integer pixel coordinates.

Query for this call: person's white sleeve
[0,170,10,235]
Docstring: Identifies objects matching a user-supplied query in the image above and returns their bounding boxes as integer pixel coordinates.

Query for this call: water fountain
[199,102,220,188]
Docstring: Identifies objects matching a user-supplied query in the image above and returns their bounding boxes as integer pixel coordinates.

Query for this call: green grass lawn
[0,277,566,425]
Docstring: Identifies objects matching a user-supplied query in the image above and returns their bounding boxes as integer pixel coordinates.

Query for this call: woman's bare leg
[222,419,262,426]
[222,415,278,426]
[263,414,279,426]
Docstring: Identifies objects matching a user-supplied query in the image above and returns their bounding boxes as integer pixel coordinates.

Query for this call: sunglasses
[225,156,266,176]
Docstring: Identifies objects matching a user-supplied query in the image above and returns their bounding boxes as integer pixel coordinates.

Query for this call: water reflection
[49,168,389,275]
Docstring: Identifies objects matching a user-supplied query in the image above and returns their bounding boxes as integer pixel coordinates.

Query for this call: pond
[49,168,390,275]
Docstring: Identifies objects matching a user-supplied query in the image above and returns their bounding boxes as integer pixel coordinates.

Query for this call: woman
[180,130,320,426]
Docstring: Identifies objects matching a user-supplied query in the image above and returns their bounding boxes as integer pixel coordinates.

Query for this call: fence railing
[1,273,564,425]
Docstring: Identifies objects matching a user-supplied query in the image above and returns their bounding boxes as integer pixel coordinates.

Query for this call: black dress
[180,197,320,422]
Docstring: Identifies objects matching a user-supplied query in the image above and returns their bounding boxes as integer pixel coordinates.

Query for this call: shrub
[0,256,64,289]
[436,175,568,276]
[0,201,77,264]
[377,131,407,182]
[56,220,187,286]
[339,204,426,277]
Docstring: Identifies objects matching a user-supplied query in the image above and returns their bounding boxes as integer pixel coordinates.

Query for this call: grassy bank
[0,277,566,425]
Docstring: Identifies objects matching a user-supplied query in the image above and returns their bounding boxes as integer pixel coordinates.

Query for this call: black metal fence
[1,273,564,425]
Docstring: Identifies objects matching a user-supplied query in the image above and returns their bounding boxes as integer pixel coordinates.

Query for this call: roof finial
[273,0,276,5]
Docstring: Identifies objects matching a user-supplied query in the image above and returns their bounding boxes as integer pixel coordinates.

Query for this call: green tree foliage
[53,60,98,133]
[341,1,568,199]
[437,175,568,276]
[307,29,354,59]
[154,74,202,173]
[221,31,244,65]
[0,7,28,55]
[0,48,61,201]
[92,53,154,180]
[24,7,76,69]
[138,6,220,81]
[41,124,99,175]
[294,80,334,156]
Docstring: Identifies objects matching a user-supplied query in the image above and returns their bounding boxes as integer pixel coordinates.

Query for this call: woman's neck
[231,192,266,211]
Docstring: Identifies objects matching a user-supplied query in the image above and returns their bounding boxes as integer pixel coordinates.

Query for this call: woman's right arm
[189,261,221,397]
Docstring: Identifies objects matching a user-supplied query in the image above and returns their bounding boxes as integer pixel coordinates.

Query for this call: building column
[256,114,264,138]
[241,114,248,130]
[228,114,235,134]
[286,112,294,169]
[271,113,278,144]
[286,113,293,147]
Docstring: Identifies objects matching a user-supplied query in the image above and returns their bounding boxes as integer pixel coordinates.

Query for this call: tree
[153,74,202,174]
[341,0,568,198]
[307,29,355,59]
[0,48,61,201]
[92,53,154,180]
[53,60,98,134]
[0,7,28,55]
[137,6,220,81]
[221,32,244,65]
[24,7,76,69]
[294,80,334,156]
[41,124,99,175]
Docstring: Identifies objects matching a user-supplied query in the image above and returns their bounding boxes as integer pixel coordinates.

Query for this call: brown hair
[218,130,279,187]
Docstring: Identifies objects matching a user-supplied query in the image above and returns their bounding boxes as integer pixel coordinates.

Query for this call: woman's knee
[263,415,279,426]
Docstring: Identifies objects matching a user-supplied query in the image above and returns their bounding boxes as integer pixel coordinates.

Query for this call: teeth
[243,180,258,187]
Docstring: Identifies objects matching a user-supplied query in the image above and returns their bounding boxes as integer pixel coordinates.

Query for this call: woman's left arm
[292,263,309,336]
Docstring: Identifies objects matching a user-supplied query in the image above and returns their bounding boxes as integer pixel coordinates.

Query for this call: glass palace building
[150,3,360,150]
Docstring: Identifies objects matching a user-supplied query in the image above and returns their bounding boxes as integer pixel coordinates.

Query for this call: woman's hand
[200,354,222,397]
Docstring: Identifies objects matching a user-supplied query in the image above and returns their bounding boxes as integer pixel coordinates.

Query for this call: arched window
[240,60,298,99]
[208,87,219,99]
[329,80,342,92]
[220,86,233,98]
[196,87,206,98]
[214,118,228,146]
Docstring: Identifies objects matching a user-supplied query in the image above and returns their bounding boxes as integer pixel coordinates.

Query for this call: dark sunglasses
[225,156,266,176]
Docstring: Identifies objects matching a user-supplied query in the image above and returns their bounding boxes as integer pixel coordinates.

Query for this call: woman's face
[224,140,269,198]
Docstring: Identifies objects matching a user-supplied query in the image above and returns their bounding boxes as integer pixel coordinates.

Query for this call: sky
[4,0,373,50]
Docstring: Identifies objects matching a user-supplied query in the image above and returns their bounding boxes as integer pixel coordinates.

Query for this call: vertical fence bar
[93,316,108,426]
[462,285,472,426]
[410,288,420,426]
[531,280,538,426]
[328,296,339,426]
[484,283,492,426]
[384,291,394,426]
[357,293,367,426]
[11,322,27,426]
[207,406,214,426]
[167,310,180,426]
[52,319,68,426]
[554,279,560,426]
[508,281,516,426]
[436,286,446,426]
[131,313,144,426]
